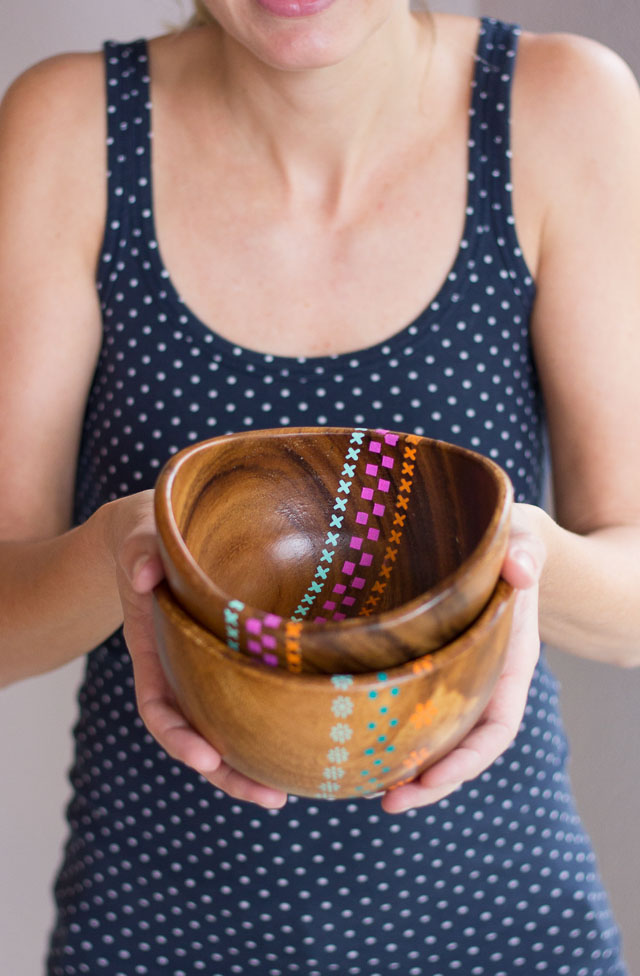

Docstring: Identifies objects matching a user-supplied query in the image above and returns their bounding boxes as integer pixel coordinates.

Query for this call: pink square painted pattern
[242,613,285,667]
[311,429,411,625]
[322,430,402,622]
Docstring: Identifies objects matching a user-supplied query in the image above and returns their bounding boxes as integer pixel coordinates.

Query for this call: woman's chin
[211,0,395,75]
[252,35,359,73]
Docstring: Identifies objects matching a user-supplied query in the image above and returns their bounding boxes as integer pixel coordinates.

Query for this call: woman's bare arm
[0,54,125,684]
[0,57,288,806]
[515,33,640,666]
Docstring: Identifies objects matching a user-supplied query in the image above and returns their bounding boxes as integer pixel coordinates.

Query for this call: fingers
[127,614,287,808]
[207,763,289,809]
[382,778,464,814]
[383,582,541,814]
[118,515,288,810]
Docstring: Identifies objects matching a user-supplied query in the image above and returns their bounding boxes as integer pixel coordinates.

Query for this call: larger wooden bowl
[155,428,513,674]
[152,579,515,799]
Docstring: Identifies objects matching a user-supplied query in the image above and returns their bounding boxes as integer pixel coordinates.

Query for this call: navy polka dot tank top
[47,18,628,976]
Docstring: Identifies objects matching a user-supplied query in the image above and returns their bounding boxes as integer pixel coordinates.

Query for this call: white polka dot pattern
[48,18,628,976]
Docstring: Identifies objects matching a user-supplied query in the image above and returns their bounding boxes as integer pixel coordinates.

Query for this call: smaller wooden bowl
[155,427,513,674]
[152,579,515,800]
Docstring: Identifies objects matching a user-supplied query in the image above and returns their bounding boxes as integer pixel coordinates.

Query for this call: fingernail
[131,556,148,584]
[513,549,537,579]
[260,796,287,810]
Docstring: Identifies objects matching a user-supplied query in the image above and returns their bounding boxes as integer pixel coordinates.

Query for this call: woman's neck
[195,9,435,215]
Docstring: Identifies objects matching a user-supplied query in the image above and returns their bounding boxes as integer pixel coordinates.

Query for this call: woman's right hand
[104,490,288,809]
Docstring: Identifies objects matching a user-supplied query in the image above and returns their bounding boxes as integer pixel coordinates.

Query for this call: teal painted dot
[377,673,388,682]
[367,722,376,730]
[391,687,400,696]
[389,718,399,727]
[378,735,387,743]
[364,748,375,756]
[386,745,396,753]
[368,691,378,699]
[374,759,383,766]
[380,706,389,715]
[360,771,369,777]
[382,767,391,774]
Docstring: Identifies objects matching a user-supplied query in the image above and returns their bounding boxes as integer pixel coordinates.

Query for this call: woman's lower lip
[254,0,336,18]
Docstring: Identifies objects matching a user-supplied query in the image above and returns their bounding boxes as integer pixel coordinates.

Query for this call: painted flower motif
[331,696,354,719]
[329,723,353,744]
[323,766,346,781]
[409,699,438,730]
[331,675,354,690]
[327,747,349,765]
[318,781,340,794]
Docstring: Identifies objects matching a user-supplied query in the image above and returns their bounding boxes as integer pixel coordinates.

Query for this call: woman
[1,0,638,973]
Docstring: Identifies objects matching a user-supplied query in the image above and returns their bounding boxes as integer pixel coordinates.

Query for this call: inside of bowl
[171,430,502,621]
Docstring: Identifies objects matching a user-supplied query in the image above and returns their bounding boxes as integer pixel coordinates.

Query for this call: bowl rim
[153,576,516,689]
[154,426,514,635]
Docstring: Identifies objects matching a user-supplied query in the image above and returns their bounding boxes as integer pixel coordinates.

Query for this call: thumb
[127,550,166,595]
[118,522,165,595]
[502,504,547,591]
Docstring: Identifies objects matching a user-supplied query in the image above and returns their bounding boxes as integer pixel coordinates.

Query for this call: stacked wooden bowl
[153,427,515,799]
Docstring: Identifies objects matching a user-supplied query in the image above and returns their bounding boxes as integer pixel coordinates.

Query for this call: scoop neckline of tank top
[139,18,526,377]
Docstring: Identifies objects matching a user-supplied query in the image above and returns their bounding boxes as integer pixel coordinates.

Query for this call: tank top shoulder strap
[467,18,534,295]
[98,39,154,303]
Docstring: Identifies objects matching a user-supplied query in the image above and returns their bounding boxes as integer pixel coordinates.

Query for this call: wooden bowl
[152,579,515,799]
[155,427,513,674]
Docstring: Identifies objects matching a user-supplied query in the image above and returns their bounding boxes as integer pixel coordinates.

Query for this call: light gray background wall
[0,1,638,974]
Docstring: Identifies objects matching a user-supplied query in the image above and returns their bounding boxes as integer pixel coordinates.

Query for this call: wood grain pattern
[155,428,513,673]
[152,579,516,799]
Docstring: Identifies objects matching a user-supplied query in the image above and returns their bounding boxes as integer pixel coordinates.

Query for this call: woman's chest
[150,126,540,359]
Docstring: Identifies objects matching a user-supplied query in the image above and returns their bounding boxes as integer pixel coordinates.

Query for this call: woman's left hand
[381,503,547,815]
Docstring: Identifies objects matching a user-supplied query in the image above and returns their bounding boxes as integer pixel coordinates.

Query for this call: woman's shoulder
[0,50,107,280]
[506,25,640,243]
[1,48,105,126]
[515,27,639,150]
[0,49,105,190]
